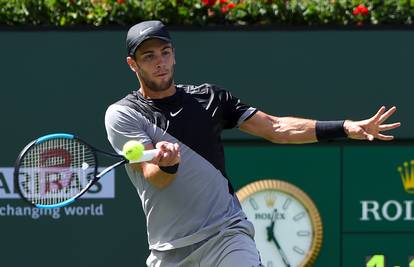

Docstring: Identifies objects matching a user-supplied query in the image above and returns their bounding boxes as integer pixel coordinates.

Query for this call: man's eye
[144,55,153,60]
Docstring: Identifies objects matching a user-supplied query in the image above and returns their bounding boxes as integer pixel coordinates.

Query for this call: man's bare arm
[240,106,400,143]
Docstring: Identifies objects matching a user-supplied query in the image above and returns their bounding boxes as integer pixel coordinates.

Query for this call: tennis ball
[123,140,144,161]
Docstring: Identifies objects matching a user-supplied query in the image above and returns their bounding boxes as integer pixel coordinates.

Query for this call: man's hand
[344,106,401,141]
[132,141,180,189]
[150,141,180,167]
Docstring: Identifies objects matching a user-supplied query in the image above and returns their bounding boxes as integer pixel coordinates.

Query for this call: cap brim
[130,36,172,56]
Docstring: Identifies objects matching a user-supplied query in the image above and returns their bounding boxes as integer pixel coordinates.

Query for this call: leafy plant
[0,0,413,26]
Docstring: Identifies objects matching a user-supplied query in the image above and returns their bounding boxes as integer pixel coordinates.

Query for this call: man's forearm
[270,117,318,144]
[130,162,177,189]
[142,163,177,189]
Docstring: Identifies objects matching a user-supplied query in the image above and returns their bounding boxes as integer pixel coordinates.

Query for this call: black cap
[126,20,172,57]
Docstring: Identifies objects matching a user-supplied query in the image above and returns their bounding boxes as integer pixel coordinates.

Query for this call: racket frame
[14,133,126,209]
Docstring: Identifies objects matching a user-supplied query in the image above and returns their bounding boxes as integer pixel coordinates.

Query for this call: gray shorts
[146,219,263,267]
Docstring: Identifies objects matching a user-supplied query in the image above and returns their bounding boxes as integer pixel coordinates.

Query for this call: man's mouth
[155,72,168,77]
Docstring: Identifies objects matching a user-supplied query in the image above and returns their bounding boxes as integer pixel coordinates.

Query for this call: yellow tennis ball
[122,140,144,161]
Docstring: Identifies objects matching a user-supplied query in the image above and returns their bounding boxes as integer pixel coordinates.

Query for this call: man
[105,20,400,267]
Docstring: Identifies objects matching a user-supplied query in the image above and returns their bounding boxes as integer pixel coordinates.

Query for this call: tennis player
[104,20,400,267]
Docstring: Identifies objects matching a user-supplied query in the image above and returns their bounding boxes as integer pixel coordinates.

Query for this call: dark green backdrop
[0,30,411,267]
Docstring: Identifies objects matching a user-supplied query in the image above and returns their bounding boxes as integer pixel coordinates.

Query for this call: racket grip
[129,149,160,163]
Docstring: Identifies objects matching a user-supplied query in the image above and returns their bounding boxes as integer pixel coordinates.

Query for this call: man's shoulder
[177,83,228,95]
[107,91,152,115]
[105,92,141,120]
[106,91,163,127]
[111,91,139,109]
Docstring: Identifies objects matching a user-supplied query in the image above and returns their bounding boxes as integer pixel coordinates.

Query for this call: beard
[144,75,173,92]
[138,65,174,92]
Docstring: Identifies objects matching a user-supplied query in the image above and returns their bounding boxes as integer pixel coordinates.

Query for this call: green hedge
[0,0,413,27]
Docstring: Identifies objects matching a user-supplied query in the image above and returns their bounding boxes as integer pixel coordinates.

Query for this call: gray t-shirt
[105,84,257,251]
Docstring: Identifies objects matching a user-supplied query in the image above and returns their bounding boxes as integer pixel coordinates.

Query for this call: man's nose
[155,54,167,67]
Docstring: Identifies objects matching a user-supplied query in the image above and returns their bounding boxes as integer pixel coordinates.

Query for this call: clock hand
[266,209,291,267]
[266,217,274,242]
[266,209,277,242]
[270,235,291,267]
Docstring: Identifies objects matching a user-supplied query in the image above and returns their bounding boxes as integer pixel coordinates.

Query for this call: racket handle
[128,149,160,163]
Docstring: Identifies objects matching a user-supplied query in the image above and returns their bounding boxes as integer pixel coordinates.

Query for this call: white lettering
[95,204,104,215]
[76,207,84,215]
[360,200,381,221]
[0,205,61,219]
[63,204,104,216]
[382,200,402,221]
[0,167,115,199]
[404,201,414,221]
[361,200,414,221]
[64,206,77,215]
[0,204,103,219]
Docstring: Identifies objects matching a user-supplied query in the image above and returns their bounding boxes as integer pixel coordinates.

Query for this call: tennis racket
[14,133,158,209]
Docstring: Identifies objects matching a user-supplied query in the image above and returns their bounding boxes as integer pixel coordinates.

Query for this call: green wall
[227,144,414,267]
[0,30,412,266]
[0,30,409,150]
[2,144,413,266]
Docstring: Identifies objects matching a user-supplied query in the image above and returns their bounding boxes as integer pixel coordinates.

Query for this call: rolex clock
[236,179,323,267]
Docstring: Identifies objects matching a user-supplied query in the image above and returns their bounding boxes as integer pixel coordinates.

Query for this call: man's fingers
[370,106,386,122]
[156,142,179,152]
[363,131,394,141]
[158,143,180,166]
[379,122,401,131]
[173,143,179,152]
[153,142,180,166]
[156,141,169,151]
[378,106,397,124]
[363,132,374,141]
[376,133,394,141]
[148,151,163,165]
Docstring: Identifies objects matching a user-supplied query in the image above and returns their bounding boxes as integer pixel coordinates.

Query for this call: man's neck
[139,84,176,99]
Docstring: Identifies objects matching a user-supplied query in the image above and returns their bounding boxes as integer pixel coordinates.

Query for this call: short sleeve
[215,86,257,129]
[104,104,152,155]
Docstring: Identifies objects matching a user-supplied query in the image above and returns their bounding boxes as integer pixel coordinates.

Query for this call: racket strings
[18,138,96,205]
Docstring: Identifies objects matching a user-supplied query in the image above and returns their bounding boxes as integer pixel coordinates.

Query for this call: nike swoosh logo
[139,27,152,35]
[170,108,183,117]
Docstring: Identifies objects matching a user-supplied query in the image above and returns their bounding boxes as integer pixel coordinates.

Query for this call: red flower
[202,0,216,6]
[220,0,228,3]
[227,3,236,9]
[116,0,125,3]
[353,4,369,16]
[352,8,359,15]
[360,6,369,15]
[221,2,235,13]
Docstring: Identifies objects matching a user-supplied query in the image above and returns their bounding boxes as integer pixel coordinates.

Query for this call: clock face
[237,180,322,267]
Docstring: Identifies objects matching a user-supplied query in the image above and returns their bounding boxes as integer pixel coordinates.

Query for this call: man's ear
[126,56,138,72]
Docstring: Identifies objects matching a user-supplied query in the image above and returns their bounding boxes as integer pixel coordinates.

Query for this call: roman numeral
[249,198,259,210]
[282,198,291,210]
[293,211,306,221]
[293,246,305,255]
[297,231,311,237]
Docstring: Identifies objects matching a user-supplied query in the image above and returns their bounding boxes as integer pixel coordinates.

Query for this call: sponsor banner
[0,167,114,199]
[343,147,414,230]
[358,159,414,222]
[0,203,104,219]
[0,167,115,219]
